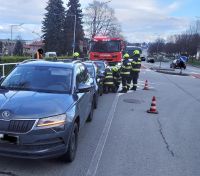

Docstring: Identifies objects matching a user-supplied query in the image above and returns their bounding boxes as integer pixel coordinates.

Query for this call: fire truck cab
[89,36,124,64]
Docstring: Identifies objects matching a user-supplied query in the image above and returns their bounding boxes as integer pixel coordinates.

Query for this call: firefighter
[112,66,121,92]
[119,53,132,93]
[73,52,80,60]
[130,50,141,91]
[103,67,115,93]
[34,48,43,59]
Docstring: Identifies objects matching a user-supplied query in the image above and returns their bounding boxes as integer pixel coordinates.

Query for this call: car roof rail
[57,59,82,64]
[21,59,42,64]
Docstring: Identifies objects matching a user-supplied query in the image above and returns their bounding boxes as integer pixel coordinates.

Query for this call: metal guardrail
[0,59,40,77]
[0,63,18,77]
[0,58,88,77]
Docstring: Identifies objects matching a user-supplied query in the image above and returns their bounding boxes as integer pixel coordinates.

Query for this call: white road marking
[191,72,200,75]
[86,94,120,176]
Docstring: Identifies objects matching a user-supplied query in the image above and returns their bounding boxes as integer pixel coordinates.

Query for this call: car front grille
[7,120,36,133]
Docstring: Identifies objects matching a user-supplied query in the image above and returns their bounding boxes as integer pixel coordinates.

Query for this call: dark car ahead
[83,62,100,108]
[92,60,108,75]
[0,61,95,162]
[170,59,186,69]
[87,61,108,95]
[147,57,155,63]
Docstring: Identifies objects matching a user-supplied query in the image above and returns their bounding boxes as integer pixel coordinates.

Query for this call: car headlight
[37,114,66,128]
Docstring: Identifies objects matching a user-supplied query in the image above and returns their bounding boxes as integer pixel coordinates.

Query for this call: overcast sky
[0,0,199,42]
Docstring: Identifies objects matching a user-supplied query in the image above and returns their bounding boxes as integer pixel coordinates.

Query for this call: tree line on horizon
[148,20,200,57]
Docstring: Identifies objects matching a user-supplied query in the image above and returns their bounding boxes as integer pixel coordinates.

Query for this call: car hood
[0,90,74,120]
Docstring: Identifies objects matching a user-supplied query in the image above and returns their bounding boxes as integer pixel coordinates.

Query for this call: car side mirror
[77,84,92,93]
[97,71,105,78]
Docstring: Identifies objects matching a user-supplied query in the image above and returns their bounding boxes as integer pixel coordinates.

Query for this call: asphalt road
[0,65,200,176]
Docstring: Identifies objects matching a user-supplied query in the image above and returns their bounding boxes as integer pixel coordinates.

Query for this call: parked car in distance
[140,55,146,61]
[0,60,95,162]
[45,52,57,58]
[170,59,186,69]
[92,60,108,75]
[147,57,155,63]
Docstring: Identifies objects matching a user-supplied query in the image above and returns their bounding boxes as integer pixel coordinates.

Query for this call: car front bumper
[0,124,72,159]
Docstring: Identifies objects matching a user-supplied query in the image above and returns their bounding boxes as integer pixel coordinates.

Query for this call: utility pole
[72,15,77,55]
[66,14,77,55]
[10,23,24,56]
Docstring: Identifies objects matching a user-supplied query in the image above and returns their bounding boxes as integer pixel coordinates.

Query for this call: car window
[85,65,95,78]
[76,64,90,86]
[1,66,72,93]
[94,62,105,72]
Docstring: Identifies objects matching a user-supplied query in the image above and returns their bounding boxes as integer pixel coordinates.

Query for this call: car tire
[94,95,98,109]
[87,100,94,122]
[61,123,78,163]
[99,86,103,96]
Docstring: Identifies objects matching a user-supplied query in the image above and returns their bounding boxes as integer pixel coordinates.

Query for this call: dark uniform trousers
[113,71,121,91]
[131,58,141,90]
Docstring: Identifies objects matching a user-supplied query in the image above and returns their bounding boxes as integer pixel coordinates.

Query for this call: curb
[150,67,175,72]
[155,70,190,76]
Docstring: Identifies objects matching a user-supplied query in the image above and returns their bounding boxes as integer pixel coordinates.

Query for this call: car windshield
[85,65,95,78]
[1,66,72,93]
[90,41,120,53]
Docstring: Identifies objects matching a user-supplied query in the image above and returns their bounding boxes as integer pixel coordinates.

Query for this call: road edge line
[86,94,120,176]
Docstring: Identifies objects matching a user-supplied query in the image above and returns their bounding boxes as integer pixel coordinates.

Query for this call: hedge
[188,59,200,67]
[0,55,79,76]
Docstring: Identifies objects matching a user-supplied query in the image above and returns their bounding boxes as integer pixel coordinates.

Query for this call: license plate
[0,134,19,144]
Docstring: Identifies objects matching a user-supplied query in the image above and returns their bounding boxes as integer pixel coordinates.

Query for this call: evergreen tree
[42,0,65,55]
[13,39,23,56]
[64,0,84,54]
[0,41,3,54]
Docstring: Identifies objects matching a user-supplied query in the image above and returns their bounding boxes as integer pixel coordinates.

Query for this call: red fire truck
[89,36,124,64]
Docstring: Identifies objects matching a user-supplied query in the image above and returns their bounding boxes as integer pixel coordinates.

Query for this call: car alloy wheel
[87,100,94,122]
[61,123,78,162]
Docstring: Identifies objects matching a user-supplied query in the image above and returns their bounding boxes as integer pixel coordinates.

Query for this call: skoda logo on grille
[2,111,11,120]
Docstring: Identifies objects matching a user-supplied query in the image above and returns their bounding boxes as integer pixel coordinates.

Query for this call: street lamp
[154,33,162,68]
[11,23,24,41]
[10,23,24,56]
[32,31,42,40]
[195,16,200,34]
[101,0,112,5]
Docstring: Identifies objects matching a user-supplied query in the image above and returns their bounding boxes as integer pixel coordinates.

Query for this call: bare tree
[84,0,122,38]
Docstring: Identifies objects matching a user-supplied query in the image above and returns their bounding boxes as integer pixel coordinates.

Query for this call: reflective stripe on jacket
[121,60,131,76]
[104,71,114,85]
[131,58,141,72]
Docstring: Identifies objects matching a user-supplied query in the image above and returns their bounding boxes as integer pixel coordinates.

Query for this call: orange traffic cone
[147,96,159,114]
[143,80,149,90]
